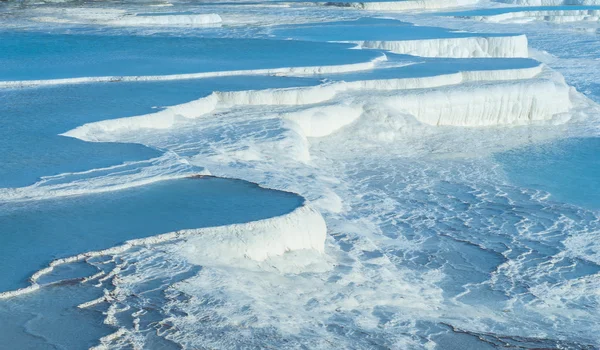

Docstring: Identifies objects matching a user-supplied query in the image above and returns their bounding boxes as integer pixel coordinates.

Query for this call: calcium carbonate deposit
[1,0,600,349]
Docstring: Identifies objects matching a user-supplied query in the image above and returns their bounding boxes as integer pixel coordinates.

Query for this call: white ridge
[0,55,387,89]
[0,202,326,300]
[347,34,528,58]
[63,62,549,141]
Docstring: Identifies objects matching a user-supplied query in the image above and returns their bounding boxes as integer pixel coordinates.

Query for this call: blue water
[0,283,113,350]
[329,55,541,80]
[0,177,304,292]
[440,5,600,17]
[1,3,600,349]
[496,137,600,210]
[0,76,319,188]
[271,18,519,42]
[0,31,380,81]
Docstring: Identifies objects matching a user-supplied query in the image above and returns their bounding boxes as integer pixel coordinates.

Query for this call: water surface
[0,177,304,292]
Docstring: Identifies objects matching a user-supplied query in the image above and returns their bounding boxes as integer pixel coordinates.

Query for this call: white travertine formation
[0,202,326,299]
[348,34,528,58]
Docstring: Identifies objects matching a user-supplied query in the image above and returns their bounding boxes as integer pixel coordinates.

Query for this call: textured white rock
[0,202,326,299]
[383,75,571,126]
[179,203,327,264]
[348,34,528,58]
[62,63,567,145]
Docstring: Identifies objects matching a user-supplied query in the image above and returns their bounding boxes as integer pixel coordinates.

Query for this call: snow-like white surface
[384,73,571,126]
[324,0,480,11]
[0,201,326,299]
[282,103,364,138]
[179,203,326,264]
[56,80,598,349]
[4,2,600,348]
[63,63,552,143]
[284,70,570,129]
[349,34,528,57]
